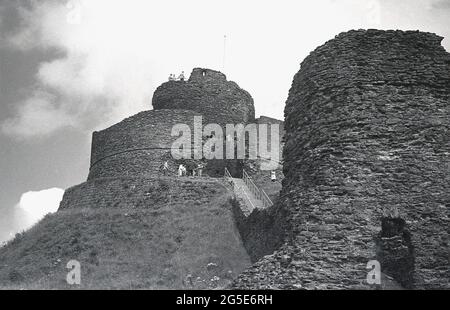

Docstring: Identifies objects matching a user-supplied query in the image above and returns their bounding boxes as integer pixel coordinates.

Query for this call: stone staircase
[224,168,273,216]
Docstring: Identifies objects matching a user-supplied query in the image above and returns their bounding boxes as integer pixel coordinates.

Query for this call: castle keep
[61,68,268,208]
[152,68,255,125]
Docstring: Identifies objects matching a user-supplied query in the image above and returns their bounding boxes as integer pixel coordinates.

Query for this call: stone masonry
[232,29,450,289]
[152,68,255,125]
[61,68,262,213]
[89,109,200,180]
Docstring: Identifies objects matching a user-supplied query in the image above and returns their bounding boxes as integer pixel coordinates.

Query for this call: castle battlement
[152,68,255,125]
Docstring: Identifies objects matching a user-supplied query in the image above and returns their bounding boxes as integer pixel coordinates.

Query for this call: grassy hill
[0,177,251,289]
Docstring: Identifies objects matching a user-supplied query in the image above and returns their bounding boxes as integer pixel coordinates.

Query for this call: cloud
[431,0,450,9]
[1,91,76,137]
[17,187,64,224]
[2,0,159,138]
[0,187,64,245]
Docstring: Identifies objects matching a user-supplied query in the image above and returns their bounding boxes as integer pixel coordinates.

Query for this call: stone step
[230,177,264,212]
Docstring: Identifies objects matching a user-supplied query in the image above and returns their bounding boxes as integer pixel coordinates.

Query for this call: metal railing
[224,167,255,211]
[224,167,235,193]
[224,168,274,209]
[224,167,233,180]
[242,169,273,208]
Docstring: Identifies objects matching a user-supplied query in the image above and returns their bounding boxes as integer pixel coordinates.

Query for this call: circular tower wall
[88,109,200,180]
[234,29,450,289]
[152,68,255,125]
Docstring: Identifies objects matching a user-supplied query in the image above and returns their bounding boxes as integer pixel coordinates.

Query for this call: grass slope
[0,178,251,289]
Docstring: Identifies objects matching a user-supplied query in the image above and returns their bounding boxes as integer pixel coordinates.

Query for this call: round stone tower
[152,68,255,125]
[233,29,450,290]
[88,109,200,180]
[59,68,259,213]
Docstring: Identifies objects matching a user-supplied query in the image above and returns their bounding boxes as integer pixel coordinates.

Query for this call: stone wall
[231,199,286,263]
[88,110,200,180]
[255,116,285,170]
[152,68,255,125]
[60,176,224,211]
[376,217,415,288]
[233,29,450,289]
[91,68,259,179]
[244,116,285,201]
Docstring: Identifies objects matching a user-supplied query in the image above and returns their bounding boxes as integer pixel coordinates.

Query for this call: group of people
[161,161,204,177]
[168,71,185,81]
[177,164,187,176]
[161,159,276,181]
[178,163,204,177]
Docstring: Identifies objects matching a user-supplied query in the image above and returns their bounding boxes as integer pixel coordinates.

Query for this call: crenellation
[152,68,255,125]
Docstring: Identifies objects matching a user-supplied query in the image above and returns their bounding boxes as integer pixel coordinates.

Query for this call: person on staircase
[271,170,277,182]
[197,163,204,177]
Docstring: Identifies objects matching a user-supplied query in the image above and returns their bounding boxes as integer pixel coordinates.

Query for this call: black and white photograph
[0,0,448,298]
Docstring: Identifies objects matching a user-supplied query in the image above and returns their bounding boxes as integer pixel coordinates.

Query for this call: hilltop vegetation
[0,178,251,289]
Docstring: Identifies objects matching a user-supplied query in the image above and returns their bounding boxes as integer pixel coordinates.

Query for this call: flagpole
[223,35,227,72]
